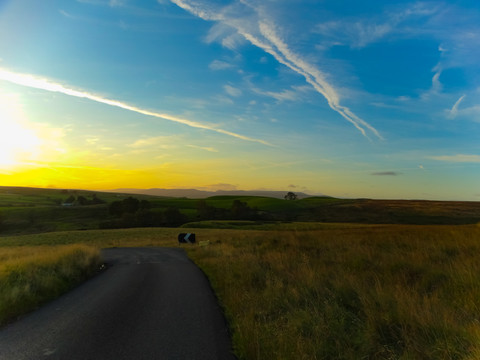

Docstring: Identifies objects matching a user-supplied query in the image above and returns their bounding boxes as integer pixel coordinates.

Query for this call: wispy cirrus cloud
[314,2,439,49]
[0,68,271,146]
[109,0,126,7]
[187,144,218,152]
[224,84,242,97]
[209,59,234,71]
[76,0,126,7]
[448,94,466,118]
[315,20,393,49]
[128,136,175,149]
[169,0,382,140]
[252,86,298,102]
[429,154,480,163]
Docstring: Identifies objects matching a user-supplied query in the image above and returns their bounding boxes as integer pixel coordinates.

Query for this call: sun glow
[0,94,41,169]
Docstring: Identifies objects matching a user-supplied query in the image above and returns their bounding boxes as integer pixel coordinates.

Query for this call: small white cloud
[224,84,242,97]
[59,9,74,18]
[86,137,100,145]
[209,60,233,71]
[109,0,125,7]
[128,136,175,149]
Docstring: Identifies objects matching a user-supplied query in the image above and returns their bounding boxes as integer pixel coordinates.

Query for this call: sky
[0,0,479,200]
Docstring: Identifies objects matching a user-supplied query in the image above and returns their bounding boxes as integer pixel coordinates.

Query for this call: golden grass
[0,244,101,325]
[186,224,480,359]
[1,224,479,359]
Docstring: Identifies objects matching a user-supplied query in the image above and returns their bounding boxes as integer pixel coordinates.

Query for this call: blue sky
[0,0,479,200]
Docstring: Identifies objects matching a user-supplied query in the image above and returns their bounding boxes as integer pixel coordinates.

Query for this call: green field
[1,186,480,237]
[2,186,480,358]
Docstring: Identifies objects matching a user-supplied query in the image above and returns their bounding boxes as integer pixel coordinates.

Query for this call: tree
[284,192,297,201]
[139,200,151,211]
[163,207,187,227]
[77,195,88,206]
[109,200,124,217]
[64,195,76,204]
[135,209,159,227]
[91,193,105,205]
[122,197,140,214]
[231,200,257,220]
[197,199,216,220]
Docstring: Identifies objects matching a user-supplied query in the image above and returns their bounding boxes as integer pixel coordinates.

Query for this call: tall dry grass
[0,244,101,325]
[187,224,480,359]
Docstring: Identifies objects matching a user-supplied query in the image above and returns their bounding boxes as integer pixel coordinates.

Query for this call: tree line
[100,197,187,229]
[63,194,105,206]
[100,197,261,229]
[197,199,260,221]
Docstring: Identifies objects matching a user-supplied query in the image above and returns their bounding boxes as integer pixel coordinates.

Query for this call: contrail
[0,68,272,146]
[448,94,466,118]
[170,0,383,140]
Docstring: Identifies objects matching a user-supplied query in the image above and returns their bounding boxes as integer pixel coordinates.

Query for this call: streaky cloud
[448,94,466,118]
[0,68,271,146]
[170,0,383,140]
[187,144,218,152]
[209,59,234,70]
[429,154,480,163]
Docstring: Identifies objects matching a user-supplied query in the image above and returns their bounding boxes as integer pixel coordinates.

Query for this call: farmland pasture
[1,187,480,236]
[2,187,480,358]
[1,224,480,359]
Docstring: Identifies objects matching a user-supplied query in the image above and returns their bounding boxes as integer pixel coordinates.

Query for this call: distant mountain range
[106,188,316,199]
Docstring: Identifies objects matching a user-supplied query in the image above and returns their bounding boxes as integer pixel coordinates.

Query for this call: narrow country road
[0,247,236,360]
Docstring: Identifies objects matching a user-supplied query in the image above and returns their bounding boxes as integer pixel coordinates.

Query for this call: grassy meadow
[0,244,101,325]
[1,224,480,359]
[187,224,480,359]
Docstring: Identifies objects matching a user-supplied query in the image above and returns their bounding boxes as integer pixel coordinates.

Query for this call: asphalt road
[0,247,236,360]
